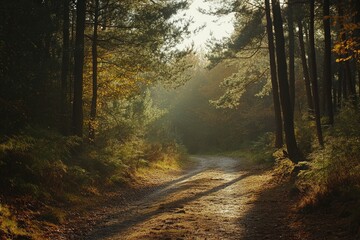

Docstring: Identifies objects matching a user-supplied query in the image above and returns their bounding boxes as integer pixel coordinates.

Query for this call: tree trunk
[323,0,333,125]
[358,67,360,97]
[342,65,348,100]
[265,0,283,149]
[69,8,76,104]
[72,0,86,137]
[287,0,296,113]
[345,62,356,99]
[297,18,314,114]
[89,0,99,143]
[338,66,343,107]
[271,0,301,161]
[333,84,337,112]
[309,0,324,146]
[61,0,70,135]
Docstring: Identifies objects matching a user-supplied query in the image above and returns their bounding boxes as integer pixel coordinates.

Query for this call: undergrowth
[0,127,82,197]
[0,204,31,239]
[0,126,187,239]
[224,132,276,164]
[294,105,360,233]
[296,105,360,203]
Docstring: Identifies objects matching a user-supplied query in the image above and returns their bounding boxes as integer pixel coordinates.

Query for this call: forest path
[77,156,350,240]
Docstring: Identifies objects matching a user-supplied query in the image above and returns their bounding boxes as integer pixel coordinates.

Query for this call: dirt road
[79,156,351,240]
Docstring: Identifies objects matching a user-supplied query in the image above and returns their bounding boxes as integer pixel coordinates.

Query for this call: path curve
[81,156,352,240]
[85,156,271,239]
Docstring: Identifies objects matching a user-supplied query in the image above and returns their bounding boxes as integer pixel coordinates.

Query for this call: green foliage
[99,89,166,140]
[0,113,187,197]
[248,132,276,163]
[224,132,276,164]
[210,50,270,109]
[295,115,314,155]
[332,103,360,136]
[206,4,265,68]
[89,88,172,172]
[151,62,276,154]
[72,88,188,186]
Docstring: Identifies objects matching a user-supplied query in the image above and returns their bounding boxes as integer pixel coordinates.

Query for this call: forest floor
[49,156,355,240]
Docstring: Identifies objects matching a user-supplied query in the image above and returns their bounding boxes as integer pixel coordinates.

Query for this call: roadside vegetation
[0,126,187,239]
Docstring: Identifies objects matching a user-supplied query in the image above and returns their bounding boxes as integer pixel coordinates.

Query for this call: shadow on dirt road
[81,156,353,240]
[84,156,262,239]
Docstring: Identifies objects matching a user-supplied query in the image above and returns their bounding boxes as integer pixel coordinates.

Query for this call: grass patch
[135,146,189,180]
[0,204,31,239]
[220,133,276,166]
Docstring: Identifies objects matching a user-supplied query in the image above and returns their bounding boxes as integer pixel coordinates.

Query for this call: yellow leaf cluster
[332,13,360,63]
[83,50,152,107]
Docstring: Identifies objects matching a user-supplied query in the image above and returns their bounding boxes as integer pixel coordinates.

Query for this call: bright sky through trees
[178,0,235,50]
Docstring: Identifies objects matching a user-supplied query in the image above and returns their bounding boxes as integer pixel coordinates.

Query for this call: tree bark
[323,0,333,125]
[271,0,301,161]
[89,0,99,143]
[338,66,343,107]
[287,0,296,113]
[72,0,86,137]
[342,65,348,100]
[69,8,76,104]
[358,67,360,97]
[345,62,356,99]
[297,19,314,114]
[265,0,283,149]
[309,0,324,146]
[61,0,70,135]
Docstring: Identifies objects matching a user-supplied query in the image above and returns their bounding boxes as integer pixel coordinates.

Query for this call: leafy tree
[82,0,191,142]
[205,1,285,149]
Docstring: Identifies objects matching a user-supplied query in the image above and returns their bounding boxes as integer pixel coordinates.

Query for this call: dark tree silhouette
[323,0,333,124]
[271,0,301,161]
[72,0,86,137]
[61,0,70,135]
[297,18,314,114]
[309,0,324,146]
[287,0,296,113]
[265,0,283,148]
[89,0,99,143]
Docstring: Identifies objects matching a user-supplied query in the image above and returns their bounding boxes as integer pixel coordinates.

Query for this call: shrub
[249,132,276,163]
[297,136,360,203]
[296,105,360,207]
[0,127,81,196]
[295,114,314,155]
